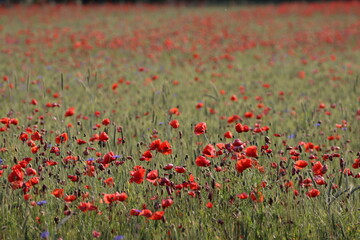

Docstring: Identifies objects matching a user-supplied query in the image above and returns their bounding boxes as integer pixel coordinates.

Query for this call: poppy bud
[321,164,328,174]
[208,191,213,201]
[340,158,345,169]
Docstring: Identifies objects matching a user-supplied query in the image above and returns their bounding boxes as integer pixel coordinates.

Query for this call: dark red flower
[64,107,75,117]
[195,156,211,167]
[236,158,252,173]
[55,133,68,144]
[194,122,207,135]
[306,188,320,198]
[245,146,258,158]
[202,144,216,158]
[157,141,172,155]
[169,119,180,129]
[130,166,146,184]
[99,132,109,142]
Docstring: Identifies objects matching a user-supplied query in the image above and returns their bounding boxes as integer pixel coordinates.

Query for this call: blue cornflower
[0,158,3,165]
[287,134,296,139]
[40,231,50,239]
[114,235,124,240]
[37,200,47,206]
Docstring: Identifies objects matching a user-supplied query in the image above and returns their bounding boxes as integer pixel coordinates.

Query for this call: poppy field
[0,2,360,239]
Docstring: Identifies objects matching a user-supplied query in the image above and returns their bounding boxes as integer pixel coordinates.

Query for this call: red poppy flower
[104,177,114,187]
[102,119,110,126]
[227,115,241,123]
[55,133,68,144]
[294,160,308,169]
[169,119,180,129]
[64,107,75,117]
[312,161,324,175]
[352,158,360,169]
[237,193,249,199]
[244,112,254,118]
[25,167,36,176]
[206,202,213,208]
[194,122,207,135]
[141,150,152,161]
[245,146,258,158]
[162,198,174,208]
[224,131,233,139]
[149,211,164,220]
[169,108,180,116]
[149,139,161,151]
[236,158,252,173]
[230,95,238,102]
[306,189,320,198]
[68,175,79,182]
[77,139,87,145]
[175,166,186,173]
[31,132,42,141]
[146,170,158,183]
[63,195,77,203]
[196,102,204,109]
[157,141,172,155]
[88,134,99,142]
[8,166,24,183]
[130,209,141,216]
[163,163,173,170]
[250,190,264,203]
[139,209,153,218]
[195,156,211,167]
[99,132,109,142]
[130,166,146,184]
[116,192,128,202]
[103,194,117,204]
[78,202,98,212]
[202,144,216,158]
[19,132,29,142]
[298,71,306,79]
[52,189,64,198]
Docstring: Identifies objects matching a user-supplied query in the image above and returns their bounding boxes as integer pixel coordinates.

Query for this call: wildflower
[157,141,172,155]
[224,131,233,139]
[40,231,50,239]
[169,119,179,129]
[237,193,249,199]
[52,189,64,198]
[195,156,211,167]
[294,160,308,169]
[236,158,252,173]
[55,133,68,144]
[92,231,101,238]
[306,189,320,198]
[37,200,47,206]
[130,166,146,184]
[64,107,75,117]
[245,146,258,158]
[99,132,109,142]
[114,236,125,240]
[202,144,216,158]
[149,211,164,220]
[194,122,207,135]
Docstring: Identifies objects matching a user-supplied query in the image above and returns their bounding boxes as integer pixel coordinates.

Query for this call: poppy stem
[203,133,210,144]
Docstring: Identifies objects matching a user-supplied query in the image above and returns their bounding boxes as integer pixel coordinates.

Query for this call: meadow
[0,2,359,239]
